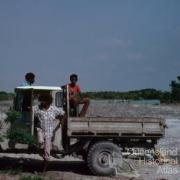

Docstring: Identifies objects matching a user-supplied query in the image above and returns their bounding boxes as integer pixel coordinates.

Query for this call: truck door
[13,90,32,133]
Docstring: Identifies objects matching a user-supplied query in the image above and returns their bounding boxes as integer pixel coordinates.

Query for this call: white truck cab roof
[15,86,62,91]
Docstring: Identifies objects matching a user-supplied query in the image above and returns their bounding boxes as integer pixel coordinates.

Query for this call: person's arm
[57,113,67,125]
[54,107,66,123]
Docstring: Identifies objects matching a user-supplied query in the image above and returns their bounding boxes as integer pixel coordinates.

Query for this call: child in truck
[33,94,65,162]
[68,74,90,117]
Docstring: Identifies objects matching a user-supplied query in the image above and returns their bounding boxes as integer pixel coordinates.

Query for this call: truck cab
[13,86,65,151]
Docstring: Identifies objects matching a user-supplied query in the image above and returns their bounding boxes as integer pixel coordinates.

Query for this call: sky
[0,0,180,92]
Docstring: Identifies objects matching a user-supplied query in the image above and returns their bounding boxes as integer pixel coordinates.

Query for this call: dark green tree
[170,76,180,101]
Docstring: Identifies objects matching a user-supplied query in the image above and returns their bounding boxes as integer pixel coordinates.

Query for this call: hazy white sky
[0,0,180,92]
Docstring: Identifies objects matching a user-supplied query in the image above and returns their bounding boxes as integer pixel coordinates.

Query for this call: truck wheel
[87,141,122,176]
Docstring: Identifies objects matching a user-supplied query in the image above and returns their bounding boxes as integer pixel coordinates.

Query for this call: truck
[0,85,166,176]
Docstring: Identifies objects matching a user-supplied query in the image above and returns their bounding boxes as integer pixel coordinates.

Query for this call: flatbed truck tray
[68,116,165,137]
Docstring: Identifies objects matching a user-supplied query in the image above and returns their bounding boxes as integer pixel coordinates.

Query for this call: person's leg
[43,137,52,161]
[69,99,79,116]
[36,128,44,147]
[42,137,52,172]
[79,97,90,117]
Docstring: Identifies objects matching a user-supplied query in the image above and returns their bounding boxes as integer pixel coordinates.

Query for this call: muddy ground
[0,100,180,180]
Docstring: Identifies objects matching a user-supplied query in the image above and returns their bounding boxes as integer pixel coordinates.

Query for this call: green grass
[0,165,23,175]
[5,110,21,124]
[7,128,37,145]
[4,109,37,145]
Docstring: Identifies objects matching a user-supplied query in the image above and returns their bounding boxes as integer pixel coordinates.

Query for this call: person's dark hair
[38,94,53,105]
[70,74,78,81]
[25,72,35,81]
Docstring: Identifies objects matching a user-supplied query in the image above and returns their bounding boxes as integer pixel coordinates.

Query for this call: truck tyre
[87,141,122,176]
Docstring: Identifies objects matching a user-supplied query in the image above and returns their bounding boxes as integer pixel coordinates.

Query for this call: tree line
[82,76,180,103]
[0,91,14,101]
[83,89,171,103]
[0,76,180,103]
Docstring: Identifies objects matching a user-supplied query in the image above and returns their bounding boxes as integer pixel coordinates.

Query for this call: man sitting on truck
[33,94,65,162]
[67,74,90,117]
